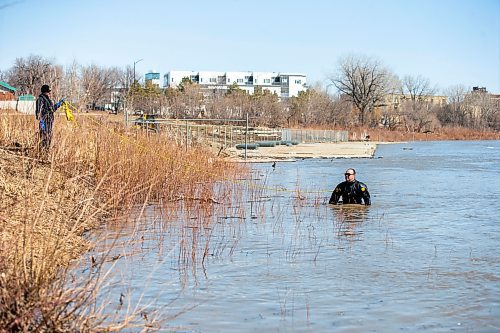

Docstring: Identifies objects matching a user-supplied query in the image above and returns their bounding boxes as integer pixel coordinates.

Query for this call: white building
[163,70,307,98]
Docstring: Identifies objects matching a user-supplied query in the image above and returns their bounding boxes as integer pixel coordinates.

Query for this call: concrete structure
[163,70,307,98]
[0,100,35,114]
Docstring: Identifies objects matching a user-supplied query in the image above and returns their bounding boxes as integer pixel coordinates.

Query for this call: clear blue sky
[1,0,499,93]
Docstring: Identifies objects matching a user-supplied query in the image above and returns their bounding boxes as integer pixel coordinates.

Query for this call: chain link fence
[129,117,348,148]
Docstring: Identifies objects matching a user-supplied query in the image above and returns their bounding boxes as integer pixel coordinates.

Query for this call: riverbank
[0,114,242,331]
[220,125,499,162]
[224,141,378,162]
[348,126,500,142]
[0,147,98,263]
[0,146,105,331]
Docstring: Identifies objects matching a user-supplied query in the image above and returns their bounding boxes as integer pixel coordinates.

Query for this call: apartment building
[145,71,161,87]
[382,93,447,109]
[163,70,307,98]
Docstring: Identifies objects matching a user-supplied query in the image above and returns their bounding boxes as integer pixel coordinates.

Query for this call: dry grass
[0,111,243,331]
[347,126,500,142]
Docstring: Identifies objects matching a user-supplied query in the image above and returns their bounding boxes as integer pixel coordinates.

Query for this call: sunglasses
[345,173,354,176]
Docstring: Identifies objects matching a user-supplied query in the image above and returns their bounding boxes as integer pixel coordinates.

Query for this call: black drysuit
[329,180,371,205]
[35,94,57,148]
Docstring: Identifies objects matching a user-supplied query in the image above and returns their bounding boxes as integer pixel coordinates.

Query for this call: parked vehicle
[131,114,160,132]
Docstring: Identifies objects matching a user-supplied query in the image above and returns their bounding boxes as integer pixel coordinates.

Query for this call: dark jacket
[36,94,55,121]
[36,93,57,131]
[329,180,371,205]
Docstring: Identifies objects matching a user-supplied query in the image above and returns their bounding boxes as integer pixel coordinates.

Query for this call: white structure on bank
[163,71,307,98]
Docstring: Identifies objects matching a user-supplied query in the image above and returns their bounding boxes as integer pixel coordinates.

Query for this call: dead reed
[348,125,500,142]
[0,111,243,331]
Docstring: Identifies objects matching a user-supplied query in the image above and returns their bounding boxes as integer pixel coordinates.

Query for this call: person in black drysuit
[35,85,64,149]
[329,168,371,205]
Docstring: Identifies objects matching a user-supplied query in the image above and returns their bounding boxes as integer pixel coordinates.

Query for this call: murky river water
[90,141,499,332]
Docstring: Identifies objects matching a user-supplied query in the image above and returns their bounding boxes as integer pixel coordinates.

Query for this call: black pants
[39,116,53,149]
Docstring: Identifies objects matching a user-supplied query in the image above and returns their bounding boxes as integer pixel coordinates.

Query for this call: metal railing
[127,116,348,158]
[282,129,348,143]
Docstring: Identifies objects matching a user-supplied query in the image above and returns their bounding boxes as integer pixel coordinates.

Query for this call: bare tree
[400,74,436,101]
[438,85,469,126]
[490,97,500,131]
[80,64,121,110]
[400,100,440,132]
[120,65,134,91]
[329,54,392,125]
[7,54,62,96]
[463,89,499,129]
[211,87,250,119]
[61,60,81,107]
[164,79,204,118]
[287,89,340,127]
[256,92,284,127]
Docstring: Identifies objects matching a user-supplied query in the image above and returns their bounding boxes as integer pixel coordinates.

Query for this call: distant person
[35,85,64,149]
[329,168,371,205]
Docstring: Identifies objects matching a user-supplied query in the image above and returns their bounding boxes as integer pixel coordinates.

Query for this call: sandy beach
[225,141,378,162]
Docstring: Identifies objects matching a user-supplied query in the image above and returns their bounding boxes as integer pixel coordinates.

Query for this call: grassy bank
[0,111,243,331]
[347,126,500,142]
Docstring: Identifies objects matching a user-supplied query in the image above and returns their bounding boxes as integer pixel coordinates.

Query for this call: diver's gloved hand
[54,98,65,109]
[39,118,46,131]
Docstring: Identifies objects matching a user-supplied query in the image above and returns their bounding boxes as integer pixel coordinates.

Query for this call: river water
[90,141,500,332]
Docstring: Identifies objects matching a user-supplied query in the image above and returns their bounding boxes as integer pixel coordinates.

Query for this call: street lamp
[133,58,143,85]
[126,58,143,127]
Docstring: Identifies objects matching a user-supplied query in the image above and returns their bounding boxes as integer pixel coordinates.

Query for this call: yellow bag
[62,102,75,122]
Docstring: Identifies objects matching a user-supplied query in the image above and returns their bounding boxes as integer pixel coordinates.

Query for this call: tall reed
[0,111,244,331]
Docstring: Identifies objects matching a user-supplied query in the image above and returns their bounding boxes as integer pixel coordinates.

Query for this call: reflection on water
[331,204,370,237]
[84,141,500,332]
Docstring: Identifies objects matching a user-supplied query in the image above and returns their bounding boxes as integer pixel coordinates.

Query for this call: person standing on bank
[329,168,371,205]
[35,85,64,149]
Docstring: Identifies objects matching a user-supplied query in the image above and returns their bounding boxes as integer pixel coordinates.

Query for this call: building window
[237,78,243,83]
[210,78,216,83]
[254,79,258,84]
[264,79,270,84]
[200,78,203,83]
[295,79,301,84]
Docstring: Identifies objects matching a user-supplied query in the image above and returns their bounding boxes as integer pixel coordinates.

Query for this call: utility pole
[126,58,143,127]
[133,58,143,85]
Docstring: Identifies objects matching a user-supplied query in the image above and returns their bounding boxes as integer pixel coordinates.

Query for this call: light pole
[133,58,143,85]
[126,58,143,127]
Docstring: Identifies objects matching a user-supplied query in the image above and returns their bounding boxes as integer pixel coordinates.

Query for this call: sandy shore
[224,141,378,162]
